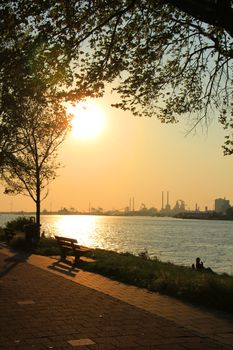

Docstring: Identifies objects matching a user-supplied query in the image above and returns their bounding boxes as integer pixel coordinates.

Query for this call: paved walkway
[0,245,233,349]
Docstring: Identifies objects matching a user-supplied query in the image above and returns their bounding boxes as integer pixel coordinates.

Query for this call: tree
[73,0,233,152]
[0,0,103,110]
[0,0,103,177]
[0,1,87,238]
[1,1,232,154]
[165,0,233,36]
[0,97,71,238]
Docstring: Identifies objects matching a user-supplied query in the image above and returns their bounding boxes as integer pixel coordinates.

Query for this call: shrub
[138,249,150,260]
[0,230,5,242]
[8,236,60,256]
[5,216,34,232]
[35,237,60,256]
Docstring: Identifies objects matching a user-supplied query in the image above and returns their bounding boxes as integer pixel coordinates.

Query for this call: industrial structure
[80,194,232,217]
[160,191,186,216]
[215,198,231,214]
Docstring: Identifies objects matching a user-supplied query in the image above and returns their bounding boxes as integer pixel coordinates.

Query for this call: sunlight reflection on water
[51,215,97,248]
[0,214,233,274]
[42,215,233,274]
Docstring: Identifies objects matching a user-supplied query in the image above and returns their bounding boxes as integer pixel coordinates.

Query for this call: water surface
[1,214,232,274]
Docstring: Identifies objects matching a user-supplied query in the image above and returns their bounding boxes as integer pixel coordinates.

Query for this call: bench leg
[74,253,80,265]
[60,249,67,261]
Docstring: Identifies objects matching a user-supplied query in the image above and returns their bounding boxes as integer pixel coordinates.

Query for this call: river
[0,214,232,275]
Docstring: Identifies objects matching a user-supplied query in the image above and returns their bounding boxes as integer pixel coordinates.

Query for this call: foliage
[1,97,70,200]
[0,228,5,241]
[138,248,151,260]
[7,235,60,255]
[35,237,60,256]
[81,248,233,312]
[0,0,103,115]
[76,1,233,153]
[0,97,71,235]
[0,2,75,235]
[5,216,33,232]
[0,1,85,183]
[0,0,232,155]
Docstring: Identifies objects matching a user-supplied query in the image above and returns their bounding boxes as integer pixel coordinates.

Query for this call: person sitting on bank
[196,257,204,270]
[194,257,214,273]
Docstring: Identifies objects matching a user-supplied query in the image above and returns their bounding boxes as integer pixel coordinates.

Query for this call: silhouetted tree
[0,97,71,238]
[75,0,233,153]
[1,1,232,153]
[0,1,83,236]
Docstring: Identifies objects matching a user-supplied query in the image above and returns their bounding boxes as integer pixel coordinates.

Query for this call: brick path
[0,246,232,350]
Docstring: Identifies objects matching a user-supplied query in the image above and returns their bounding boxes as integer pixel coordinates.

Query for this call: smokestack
[132,197,135,211]
[167,191,169,205]
[162,191,164,209]
[129,198,131,211]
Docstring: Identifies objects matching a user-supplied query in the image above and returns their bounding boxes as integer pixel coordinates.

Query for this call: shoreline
[1,215,233,276]
[0,226,233,314]
[1,211,233,221]
[2,233,232,314]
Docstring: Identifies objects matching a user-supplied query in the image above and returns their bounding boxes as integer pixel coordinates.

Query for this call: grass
[1,233,233,313]
[79,248,233,313]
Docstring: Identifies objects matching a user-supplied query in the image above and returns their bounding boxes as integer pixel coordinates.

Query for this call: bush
[8,236,60,256]
[35,237,60,256]
[138,249,150,260]
[2,217,59,255]
[0,229,5,242]
[5,216,34,232]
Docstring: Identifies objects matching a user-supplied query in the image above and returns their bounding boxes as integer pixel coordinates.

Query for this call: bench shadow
[48,259,79,277]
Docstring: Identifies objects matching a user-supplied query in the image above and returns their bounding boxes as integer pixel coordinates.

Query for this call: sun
[67,100,106,140]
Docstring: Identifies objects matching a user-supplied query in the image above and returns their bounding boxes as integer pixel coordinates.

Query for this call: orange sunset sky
[0,90,232,213]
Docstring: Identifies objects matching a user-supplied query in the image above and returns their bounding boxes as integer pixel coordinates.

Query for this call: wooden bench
[4,228,16,244]
[55,236,92,265]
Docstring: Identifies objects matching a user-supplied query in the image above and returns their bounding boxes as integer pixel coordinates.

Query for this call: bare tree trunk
[36,199,40,240]
[35,175,41,241]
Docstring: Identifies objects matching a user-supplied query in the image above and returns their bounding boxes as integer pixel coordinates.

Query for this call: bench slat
[55,236,78,244]
[55,235,91,265]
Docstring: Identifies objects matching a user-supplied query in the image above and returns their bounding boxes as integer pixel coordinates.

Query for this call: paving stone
[67,338,96,346]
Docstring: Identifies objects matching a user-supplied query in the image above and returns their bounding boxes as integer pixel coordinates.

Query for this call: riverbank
[80,248,233,313]
[1,214,233,274]
[2,233,233,314]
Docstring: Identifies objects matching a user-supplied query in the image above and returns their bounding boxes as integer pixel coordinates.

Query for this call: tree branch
[165,0,233,37]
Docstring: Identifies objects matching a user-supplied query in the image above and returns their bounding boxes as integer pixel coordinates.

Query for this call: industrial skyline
[1,192,230,218]
[1,183,231,215]
[0,93,232,214]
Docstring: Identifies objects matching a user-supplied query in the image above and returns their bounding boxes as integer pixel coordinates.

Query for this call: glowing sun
[67,100,106,140]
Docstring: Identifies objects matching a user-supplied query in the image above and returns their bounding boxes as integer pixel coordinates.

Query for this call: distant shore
[1,211,233,221]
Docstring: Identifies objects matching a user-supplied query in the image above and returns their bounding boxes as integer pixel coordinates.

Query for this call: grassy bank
[81,249,233,313]
[1,233,233,313]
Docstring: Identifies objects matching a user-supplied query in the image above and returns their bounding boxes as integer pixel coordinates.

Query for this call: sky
[0,90,233,213]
